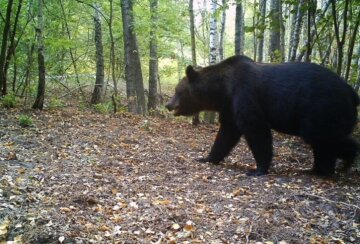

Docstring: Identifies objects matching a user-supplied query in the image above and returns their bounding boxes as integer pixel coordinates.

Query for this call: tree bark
[269,0,281,62]
[331,0,349,75]
[148,0,159,111]
[189,0,200,125]
[109,0,118,98]
[235,0,244,55]
[189,0,197,67]
[0,0,14,96]
[32,0,45,110]
[91,3,105,104]
[205,0,218,124]
[257,0,266,62]
[4,0,23,95]
[121,0,146,115]
[288,0,305,61]
[296,0,331,61]
[219,0,227,61]
[344,8,360,82]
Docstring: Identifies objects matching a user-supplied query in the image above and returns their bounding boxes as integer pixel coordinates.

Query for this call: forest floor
[0,107,359,244]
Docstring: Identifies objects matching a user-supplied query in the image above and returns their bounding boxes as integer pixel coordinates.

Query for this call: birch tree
[204,0,218,124]
[219,0,227,61]
[288,0,305,61]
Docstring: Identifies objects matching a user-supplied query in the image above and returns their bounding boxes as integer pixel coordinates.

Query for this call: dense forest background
[0,0,359,117]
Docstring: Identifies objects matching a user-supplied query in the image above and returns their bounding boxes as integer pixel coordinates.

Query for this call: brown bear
[166,55,359,176]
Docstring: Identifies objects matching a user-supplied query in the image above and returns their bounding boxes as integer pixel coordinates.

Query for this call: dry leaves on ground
[0,108,359,243]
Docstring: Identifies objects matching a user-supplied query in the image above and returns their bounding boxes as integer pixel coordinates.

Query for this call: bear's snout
[165,102,173,111]
[165,96,178,111]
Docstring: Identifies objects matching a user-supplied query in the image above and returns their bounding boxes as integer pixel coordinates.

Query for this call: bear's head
[165,65,204,116]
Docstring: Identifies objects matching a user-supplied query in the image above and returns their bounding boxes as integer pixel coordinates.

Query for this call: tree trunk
[189,0,200,125]
[257,0,266,62]
[4,0,23,95]
[269,0,281,62]
[288,0,305,61]
[331,0,349,75]
[148,0,159,111]
[304,0,316,62]
[235,0,244,55]
[344,9,360,82]
[350,45,360,85]
[205,0,218,124]
[0,0,14,96]
[189,0,197,67]
[32,0,45,110]
[219,0,227,61]
[109,0,118,98]
[296,0,331,61]
[91,3,105,104]
[121,0,146,115]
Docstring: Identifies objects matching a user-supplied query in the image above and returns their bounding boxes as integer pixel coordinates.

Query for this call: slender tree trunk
[121,0,146,115]
[189,0,197,67]
[304,0,316,62]
[288,0,305,61]
[219,0,227,61]
[205,0,218,124]
[350,45,360,84]
[4,0,23,94]
[257,0,266,62]
[109,0,118,98]
[189,0,200,125]
[209,0,218,64]
[91,4,105,104]
[269,0,281,62]
[32,0,45,110]
[21,42,35,101]
[296,0,331,61]
[331,0,349,75]
[235,0,244,55]
[0,0,14,96]
[279,2,285,61]
[344,9,360,82]
[148,0,159,111]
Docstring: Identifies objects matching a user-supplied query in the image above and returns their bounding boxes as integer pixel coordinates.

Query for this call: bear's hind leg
[244,127,273,176]
[311,143,337,176]
[336,137,358,170]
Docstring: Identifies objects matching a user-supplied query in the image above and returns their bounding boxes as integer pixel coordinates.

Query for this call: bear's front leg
[197,118,242,164]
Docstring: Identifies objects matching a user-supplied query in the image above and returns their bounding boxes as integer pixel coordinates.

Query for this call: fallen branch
[296,192,360,211]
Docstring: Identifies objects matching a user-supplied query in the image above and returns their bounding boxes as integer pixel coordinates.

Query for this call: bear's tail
[336,137,358,170]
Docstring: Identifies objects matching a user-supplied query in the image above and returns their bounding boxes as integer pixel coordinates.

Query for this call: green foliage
[19,115,33,127]
[48,98,65,109]
[1,94,18,108]
[93,102,112,114]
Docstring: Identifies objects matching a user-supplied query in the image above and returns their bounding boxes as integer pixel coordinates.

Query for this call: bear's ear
[186,65,199,82]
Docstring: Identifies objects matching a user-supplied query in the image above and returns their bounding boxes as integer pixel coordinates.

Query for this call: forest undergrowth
[0,107,359,243]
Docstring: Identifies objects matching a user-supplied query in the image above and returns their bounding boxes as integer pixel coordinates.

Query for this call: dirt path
[0,108,359,243]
